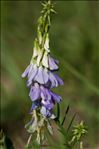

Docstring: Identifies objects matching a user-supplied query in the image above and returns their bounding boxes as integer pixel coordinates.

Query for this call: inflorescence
[22,0,64,145]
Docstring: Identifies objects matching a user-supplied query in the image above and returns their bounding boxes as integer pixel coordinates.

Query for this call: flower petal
[30,101,40,110]
[22,65,30,78]
[35,66,45,84]
[43,68,49,84]
[48,56,58,70]
[50,114,56,119]
[40,106,55,119]
[28,64,38,83]
[45,89,51,100]
[50,92,61,103]
[40,86,51,100]
[49,72,58,88]
[29,83,41,101]
[40,86,46,99]
[40,106,47,116]
[41,99,54,110]
[35,67,49,84]
[54,74,64,86]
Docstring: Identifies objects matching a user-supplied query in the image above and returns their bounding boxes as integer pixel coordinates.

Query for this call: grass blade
[66,113,76,133]
[61,105,69,126]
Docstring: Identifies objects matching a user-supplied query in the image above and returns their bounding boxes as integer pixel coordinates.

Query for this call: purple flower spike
[48,56,58,70]
[29,83,41,101]
[21,0,64,132]
[22,23,64,120]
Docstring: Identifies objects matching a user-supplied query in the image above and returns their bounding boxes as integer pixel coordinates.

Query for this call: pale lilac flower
[27,64,38,86]
[41,99,54,110]
[48,72,64,88]
[34,66,49,84]
[48,56,58,70]
[29,83,41,101]
[54,73,64,86]
[22,64,31,78]
[40,85,61,103]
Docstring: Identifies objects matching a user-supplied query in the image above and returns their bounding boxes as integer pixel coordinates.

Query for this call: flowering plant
[22,0,63,145]
[22,1,87,149]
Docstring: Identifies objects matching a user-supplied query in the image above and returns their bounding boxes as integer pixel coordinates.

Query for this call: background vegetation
[1,1,99,149]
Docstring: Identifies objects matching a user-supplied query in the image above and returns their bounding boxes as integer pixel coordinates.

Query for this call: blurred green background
[1,1,99,149]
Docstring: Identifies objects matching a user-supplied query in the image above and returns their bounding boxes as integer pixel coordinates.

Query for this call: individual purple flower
[22,64,31,78]
[29,83,41,101]
[40,87,55,111]
[48,71,64,88]
[40,85,61,103]
[40,85,51,100]
[48,56,59,70]
[40,106,55,119]
[41,98,54,110]
[27,64,38,86]
[22,63,38,86]
[50,91,62,103]
[54,73,64,86]
[34,66,49,84]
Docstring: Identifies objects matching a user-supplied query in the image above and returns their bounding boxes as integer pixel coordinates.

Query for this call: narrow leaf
[66,113,76,133]
[54,103,60,122]
[57,103,60,121]
[61,105,69,126]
